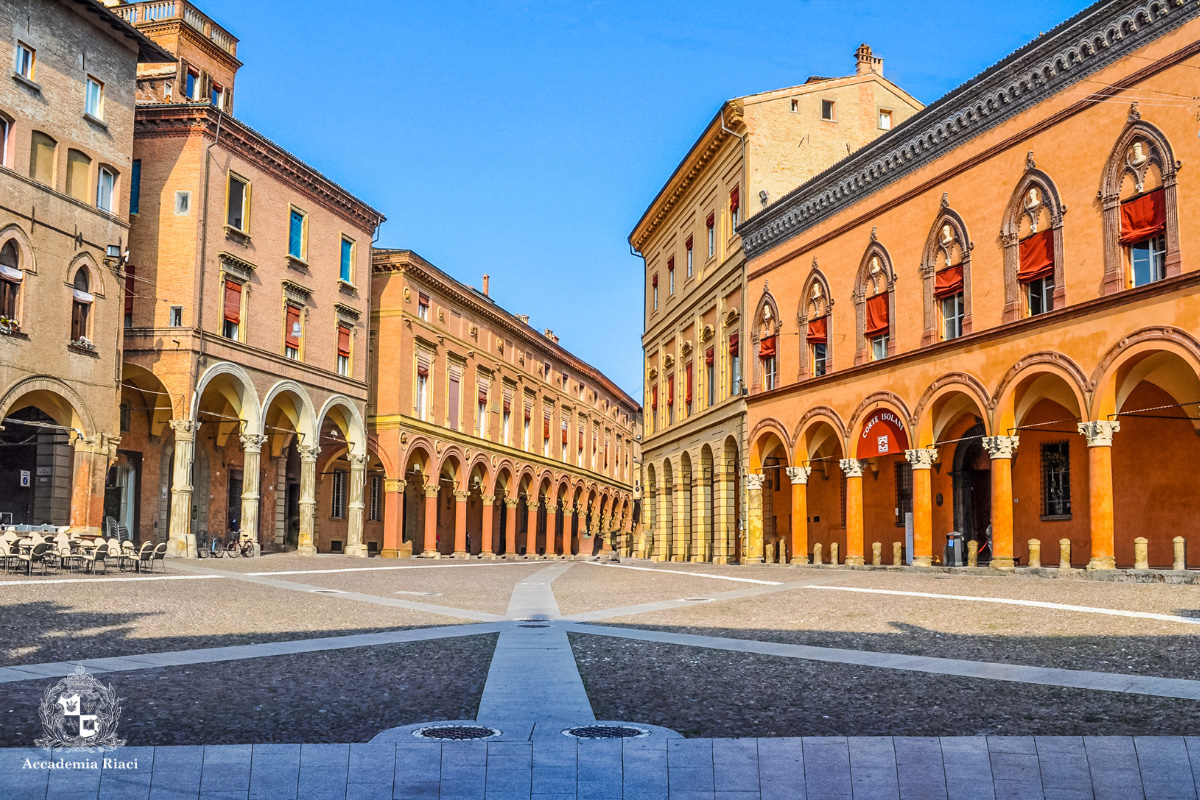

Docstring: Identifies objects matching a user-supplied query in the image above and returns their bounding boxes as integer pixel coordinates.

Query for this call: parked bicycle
[196,530,224,558]
[225,529,255,558]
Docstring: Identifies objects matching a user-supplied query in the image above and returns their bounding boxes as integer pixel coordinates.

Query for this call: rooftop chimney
[482,274,490,296]
[543,329,559,344]
[855,43,883,77]
[516,314,530,325]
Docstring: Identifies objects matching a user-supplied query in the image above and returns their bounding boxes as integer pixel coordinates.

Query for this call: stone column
[297,444,320,556]
[905,447,939,567]
[840,459,865,566]
[345,453,368,557]
[546,501,560,558]
[562,503,576,558]
[70,434,117,535]
[504,498,519,557]
[421,484,440,557]
[238,433,268,548]
[653,491,670,561]
[168,420,200,557]
[381,478,406,558]
[982,436,1019,570]
[480,494,496,559]
[785,466,812,565]
[693,465,712,562]
[745,473,765,564]
[1079,420,1120,570]
[452,489,469,558]
[712,464,733,564]
[525,500,540,556]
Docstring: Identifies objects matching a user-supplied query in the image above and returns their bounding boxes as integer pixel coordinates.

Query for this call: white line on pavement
[0,574,223,587]
[245,562,537,577]
[579,561,782,585]
[803,585,1200,626]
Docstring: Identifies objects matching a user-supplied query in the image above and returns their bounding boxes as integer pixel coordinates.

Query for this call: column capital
[505,498,520,508]
[785,466,812,485]
[384,478,406,493]
[982,435,1019,460]
[1078,420,1120,447]
[169,419,200,440]
[528,500,542,510]
[424,484,440,498]
[239,432,268,453]
[297,444,321,462]
[839,458,864,478]
[348,452,369,467]
[453,489,470,502]
[562,504,575,516]
[904,447,939,470]
[745,473,765,491]
[481,493,496,504]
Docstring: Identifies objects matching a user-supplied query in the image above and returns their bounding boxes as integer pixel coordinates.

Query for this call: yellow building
[630,46,920,563]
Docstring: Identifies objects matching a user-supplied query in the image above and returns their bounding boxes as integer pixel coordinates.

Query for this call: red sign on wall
[857,409,909,458]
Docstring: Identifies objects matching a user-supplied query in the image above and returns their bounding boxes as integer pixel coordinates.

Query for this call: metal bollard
[1028,539,1041,569]
[830,542,839,565]
[872,542,882,566]
[1134,537,1149,570]
[1059,538,1071,570]
[1174,536,1187,571]
[813,543,823,565]
[967,540,979,568]
[893,541,903,566]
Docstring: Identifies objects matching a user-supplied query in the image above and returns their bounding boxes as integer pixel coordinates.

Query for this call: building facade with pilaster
[370,250,640,559]
[631,46,921,564]
[739,0,1200,570]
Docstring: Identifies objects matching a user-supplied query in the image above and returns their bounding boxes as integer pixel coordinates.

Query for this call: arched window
[854,240,896,364]
[0,240,21,322]
[921,202,972,344]
[66,149,91,201]
[1100,109,1180,293]
[1002,156,1066,321]
[752,286,780,391]
[29,131,57,187]
[797,260,833,379]
[71,268,92,343]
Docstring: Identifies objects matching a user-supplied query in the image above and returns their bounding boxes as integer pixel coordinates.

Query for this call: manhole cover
[413,725,501,741]
[518,624,550,629]
[564,725,649,740]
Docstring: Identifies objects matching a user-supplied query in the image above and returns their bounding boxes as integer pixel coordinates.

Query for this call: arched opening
[261,384,315,552]
[644,463,658,559]
[793,418,845,564]
[191,365,260,543]
[659,460,675,561]
[699,444,715,561]
[750,429,789,563]
[466,461,491,556]
[676,452,693,561]
[720,436,741,564]
[493,466,514,556]
[403,445,434,555]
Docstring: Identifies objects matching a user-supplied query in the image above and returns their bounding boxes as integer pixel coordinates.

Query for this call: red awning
[705,347,714,366]
[543,418,550,439]
[933,264,964,299]
[478,386,488,403]
[685,363,693,403]
[223,280,241,323]
[706,212,715,229]
[865,293,889,338]
[667,377,674,406]
[337,325,351,357]
[285,305,301,349]
[730,185,740,213]
[652,274,658,288]
[1018,229,1055,283]
[759,335,776,358]
[1119,188,1165,244]
[806,316,827,344]
[729,333,739,356]
[667,256,674,272]
[685,235,693,250]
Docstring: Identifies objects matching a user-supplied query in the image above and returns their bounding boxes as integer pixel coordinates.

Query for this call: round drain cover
[564,725,649,740]
[413,725,500,741]
[518,623,550,629]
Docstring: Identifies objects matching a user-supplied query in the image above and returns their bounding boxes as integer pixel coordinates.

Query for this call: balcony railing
[111,1,237,57]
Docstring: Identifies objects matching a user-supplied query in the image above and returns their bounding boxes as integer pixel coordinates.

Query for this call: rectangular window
[284,304,302,360]
[416,355,430,420]
[123,264,135,329]
[821,99,836,121]
[130,160,141,215]
[478,383,489,438]
[170,305,183,327]
[186,68,199,100]
[1028,276,1055,316]
[331,470,347,519]
[338,323,350,376]
[222,279,241,339]
[0,117,9,167]
[706,213,715,256]
[706,348,715,408]
[418,292,429,321]
[85,76,104,119]
[447,370,461,431]
[502,408,511,446]
[685,236,694,277]
[1130,235,1166,288]
[561,422,568,461]
[668,257,675,294]
[340,237,355,283]
[812,343,828,377]
[941,293,964,340]
[543,413,551,457]
[894,462,913,526]
[175,191,191,215]
[15,43,34,80]
[790,98,799,112]
[878,109,892,130]
[730,185,740,228]
[523,409,531,451]
[730,334,741,396]
[652,275,658,310]
[1041,441,1071,518]
[226,173,249,231]
[871,334,889,361]
[96,167,115,213]
[211,82,224,110]
[368,475,383,522]
[288,208,306,260]
[763,356,777,390]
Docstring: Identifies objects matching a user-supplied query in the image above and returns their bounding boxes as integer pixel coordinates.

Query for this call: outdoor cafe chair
[147,542,168,573]
[79,544,108,574]
[132,541,154,572]
[16,542,51,576]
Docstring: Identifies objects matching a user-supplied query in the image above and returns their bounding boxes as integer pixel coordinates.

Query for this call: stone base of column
[453,551,470,559]
[790,556,809,566]
[1086,556,1116,571]
[345,545,368,558]
[380,549,401,559]
[989,557,1016,570]
[650,555,665,562]
[479,551,496,560]
[844,556,865,566]
[712,556,729,565]
[420,549,440,559]
[690,556,705,563]
[912,556,932,568]
[743,556,764,565]
[298,544,317,557]
[168,534,197,559]
[670,555,685,562]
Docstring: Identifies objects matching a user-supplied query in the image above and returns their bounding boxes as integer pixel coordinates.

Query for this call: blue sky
[201,0,1088,399]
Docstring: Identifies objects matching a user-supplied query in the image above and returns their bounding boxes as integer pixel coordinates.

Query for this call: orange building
[370,251,639,559]
[738,0,1200,570]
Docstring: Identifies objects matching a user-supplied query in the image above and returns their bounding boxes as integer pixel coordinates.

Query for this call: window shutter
[1018,230,1055,282]
[285,305,302,349]
[223,280,241,323]
[448,371,461,431]
[865,293,889,337]
[543,414,551,439]
[524,404,532,422]
[1119,188,1166,244]
[337,325,351,357]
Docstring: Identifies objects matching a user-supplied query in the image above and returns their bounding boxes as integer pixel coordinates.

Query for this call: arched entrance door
[951,423,990,562]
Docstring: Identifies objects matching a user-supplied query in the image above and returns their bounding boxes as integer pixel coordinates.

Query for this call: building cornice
[134,19,243,69]
[739,0,1200,260]
[134,104,386,233]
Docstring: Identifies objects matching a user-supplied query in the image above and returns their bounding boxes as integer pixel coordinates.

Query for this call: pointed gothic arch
[751,283,781,391]
[797,260,833,380]
[1001,157,1067,321]
[853,238,897,365]
[920,201,972,345]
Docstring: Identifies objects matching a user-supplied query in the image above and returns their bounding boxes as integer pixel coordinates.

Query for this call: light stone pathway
[6,561,1200,796]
